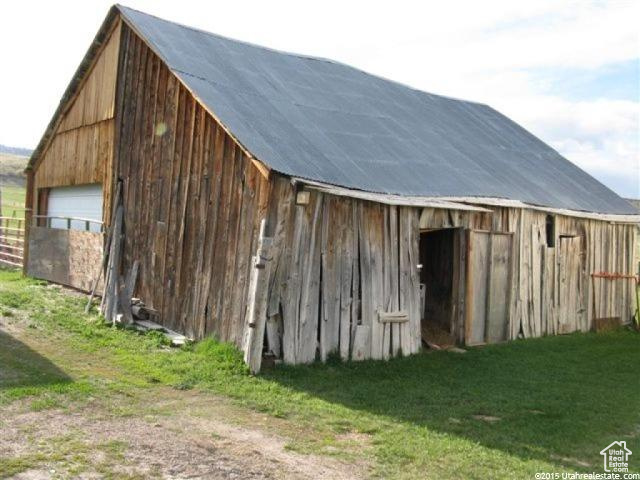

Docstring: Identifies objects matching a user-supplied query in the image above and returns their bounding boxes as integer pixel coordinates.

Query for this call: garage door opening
[419,228,458,347]
[40,184,103,233]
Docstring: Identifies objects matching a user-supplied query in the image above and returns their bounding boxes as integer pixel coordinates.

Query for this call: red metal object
[590,271,639,283]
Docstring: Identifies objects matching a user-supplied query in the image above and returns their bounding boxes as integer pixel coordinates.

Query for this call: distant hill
[0,144,32,157]
[0,145,30,188]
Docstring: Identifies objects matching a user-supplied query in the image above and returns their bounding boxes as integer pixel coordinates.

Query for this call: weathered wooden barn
[25,5,639,372]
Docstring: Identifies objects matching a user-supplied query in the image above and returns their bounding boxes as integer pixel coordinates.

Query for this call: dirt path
[2,389,364,479]
[0,317,368,479]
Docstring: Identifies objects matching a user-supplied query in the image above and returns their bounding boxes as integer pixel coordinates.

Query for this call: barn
[25,5,639,372]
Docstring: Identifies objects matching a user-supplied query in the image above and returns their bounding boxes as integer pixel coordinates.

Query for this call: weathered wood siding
[263,185,635,364]
[26,226,104,292]
[264,178,422,364]
[419,206,637,343]
[31,20,121,224]
[114,25,270,343]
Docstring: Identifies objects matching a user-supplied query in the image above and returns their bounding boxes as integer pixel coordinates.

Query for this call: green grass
[0,185,25,206]
[1,268,639,478]
[0,184,26,253]
[0,185,25,225]
[0,433,138,479]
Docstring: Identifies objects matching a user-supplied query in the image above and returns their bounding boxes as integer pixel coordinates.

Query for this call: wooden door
[557,236,583,333]
[465,230,513,345]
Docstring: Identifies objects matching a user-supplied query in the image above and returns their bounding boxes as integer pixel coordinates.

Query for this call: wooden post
[119,260,139,325]
[104,205,123,323]
[242,219,273,374]
[0,189,4,264]
[464,229,473,345]
[86,181,122,313]
[483,232,494,341]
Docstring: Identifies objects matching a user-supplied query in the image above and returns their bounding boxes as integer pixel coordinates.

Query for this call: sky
[0,0,638,197]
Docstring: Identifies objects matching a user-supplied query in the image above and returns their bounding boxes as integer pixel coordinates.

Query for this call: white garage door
[47,184,103,232]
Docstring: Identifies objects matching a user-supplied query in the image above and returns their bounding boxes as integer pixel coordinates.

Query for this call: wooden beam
[378,310,409,323]
[242,219,273,374]
[22,169,34,275]
[251,158,270,180]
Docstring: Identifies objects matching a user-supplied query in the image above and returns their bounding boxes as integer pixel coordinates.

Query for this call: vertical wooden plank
[166,92,196,332]
[485,233,511,343]
[455,227,467,343]
[358,202,374,359]
[282,202,306,364]
[339,198,354,361]
[230,159,260,345]
[207,135,235,338]
[398,207,420,354]
[381,205,391,360]
[265,178,295,357]
[388,206,401,356]
[220,146,247,343]
[530,223,542,337]
[350,201,360,359]
[369,204,385,360]
[297,192,323,363]
[320,196,341,361]
[409,208,421,353]
[242,220,272,374]
[466,230,489,345]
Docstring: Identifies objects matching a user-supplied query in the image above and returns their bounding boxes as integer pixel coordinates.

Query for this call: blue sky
[535,60,638,102]
[524,58,639,197]
[1,0,638,198]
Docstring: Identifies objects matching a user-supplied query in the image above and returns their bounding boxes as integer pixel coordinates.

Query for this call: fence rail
[32,215,104,232]
[0,216,25,269]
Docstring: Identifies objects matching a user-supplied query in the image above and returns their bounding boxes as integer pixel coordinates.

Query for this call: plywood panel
[27,226,103,292]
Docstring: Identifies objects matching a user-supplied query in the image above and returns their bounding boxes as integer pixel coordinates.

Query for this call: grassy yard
[1,268,639,478]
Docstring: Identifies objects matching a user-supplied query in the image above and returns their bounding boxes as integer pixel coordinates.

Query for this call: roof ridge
[115,3,487,108]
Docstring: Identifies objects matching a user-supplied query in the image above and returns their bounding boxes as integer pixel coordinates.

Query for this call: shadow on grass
[263,330,640,471]
[0,329,72,391]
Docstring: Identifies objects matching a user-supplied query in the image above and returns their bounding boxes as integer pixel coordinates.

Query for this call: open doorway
[419,228,458,347]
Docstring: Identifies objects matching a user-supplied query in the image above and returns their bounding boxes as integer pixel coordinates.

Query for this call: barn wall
[264,184,636,364]
[31,20,121,224]
[114,25,270,343]
[419,206,637,342]
[264,177,422,364]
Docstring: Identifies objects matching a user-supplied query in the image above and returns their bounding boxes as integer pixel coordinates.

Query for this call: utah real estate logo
[600,441,632,473]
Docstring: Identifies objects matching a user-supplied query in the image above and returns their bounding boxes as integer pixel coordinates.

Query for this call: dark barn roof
[118,5,635,215]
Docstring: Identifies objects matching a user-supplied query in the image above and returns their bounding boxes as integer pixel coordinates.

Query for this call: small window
[545,215,555,248]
